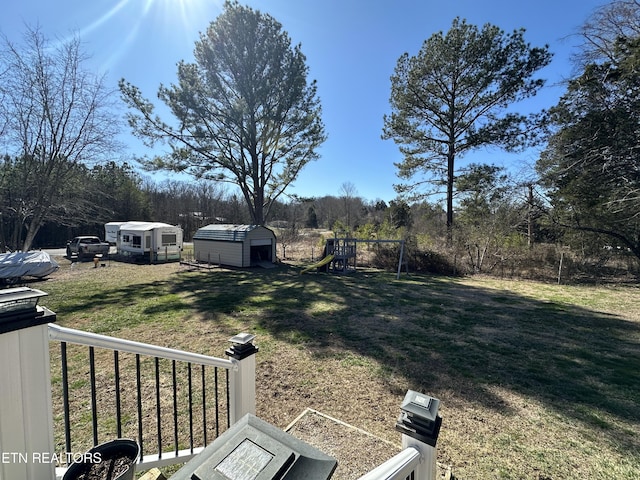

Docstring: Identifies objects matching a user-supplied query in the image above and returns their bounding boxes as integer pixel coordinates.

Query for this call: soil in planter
[71,451,136,480]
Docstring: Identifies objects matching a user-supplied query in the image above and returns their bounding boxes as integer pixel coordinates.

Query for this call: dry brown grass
[39,252,640,479]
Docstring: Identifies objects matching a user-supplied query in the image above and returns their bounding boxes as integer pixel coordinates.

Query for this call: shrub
[371,241,457,275]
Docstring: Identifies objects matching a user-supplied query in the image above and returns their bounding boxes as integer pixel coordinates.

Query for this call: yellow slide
[300,254,334,274]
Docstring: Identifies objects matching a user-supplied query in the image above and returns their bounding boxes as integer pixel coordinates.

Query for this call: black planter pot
[63,439,140,480]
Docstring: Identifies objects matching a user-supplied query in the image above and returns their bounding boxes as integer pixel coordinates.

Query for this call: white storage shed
[193,224,276,268]
[115,221,184,262]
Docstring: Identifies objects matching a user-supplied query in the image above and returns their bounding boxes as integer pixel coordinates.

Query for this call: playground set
[301,236,407,279]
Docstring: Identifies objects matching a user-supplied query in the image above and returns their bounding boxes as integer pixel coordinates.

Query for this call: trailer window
[162,234,177,246]
[132,235,142,248]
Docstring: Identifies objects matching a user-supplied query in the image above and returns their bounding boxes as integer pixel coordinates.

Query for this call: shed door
[250,238,272,263]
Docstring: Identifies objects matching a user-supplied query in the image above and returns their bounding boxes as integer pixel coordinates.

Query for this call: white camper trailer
[112,221,184,262]
[105,221,150,245]
[105,221,145,244]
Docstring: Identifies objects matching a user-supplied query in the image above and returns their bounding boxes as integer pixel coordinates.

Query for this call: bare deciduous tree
[0,26,120,251]
[574,0,640,67]
[339,181,358,232]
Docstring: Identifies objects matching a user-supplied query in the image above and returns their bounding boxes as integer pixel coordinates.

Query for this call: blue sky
[2,0,605,203]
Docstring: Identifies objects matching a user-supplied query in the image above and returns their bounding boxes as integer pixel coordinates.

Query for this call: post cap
[0,287,56,334]
[400,390,439,423]
[226,333,258,360]
[229,332,256,346]
[396,390,442,447]
[0,287,47,315]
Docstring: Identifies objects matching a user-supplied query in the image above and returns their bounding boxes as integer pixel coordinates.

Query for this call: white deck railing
[357,446,421,480]
[47,324,236,370]
[46,324,257,478]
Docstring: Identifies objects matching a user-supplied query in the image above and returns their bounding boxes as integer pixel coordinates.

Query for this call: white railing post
[0,288,57,480]
[225,333,258,424]
[395,390,442,480]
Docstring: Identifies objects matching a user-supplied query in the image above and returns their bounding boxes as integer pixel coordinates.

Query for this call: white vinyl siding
[193,225,276,268]
[194,240,244,267]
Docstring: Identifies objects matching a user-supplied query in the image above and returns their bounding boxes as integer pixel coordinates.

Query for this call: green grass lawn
[41,259,640,479]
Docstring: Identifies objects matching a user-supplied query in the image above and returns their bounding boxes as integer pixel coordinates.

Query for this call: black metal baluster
[226,368,230,428]
[201,365,207,446]
[114,350,122,438]
[188,363,194,453]
[173,360,178,456]
[155,357,162,458]
[214,367,220,437]
[61,342,71,455]
[136,354,143,461]
[89,346,98,445]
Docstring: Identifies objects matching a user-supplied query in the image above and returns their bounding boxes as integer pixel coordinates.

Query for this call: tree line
[0,158,249,249]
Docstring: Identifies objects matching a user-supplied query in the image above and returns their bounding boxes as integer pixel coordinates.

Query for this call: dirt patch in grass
[40,256,640,479]
[285,409,401,480]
